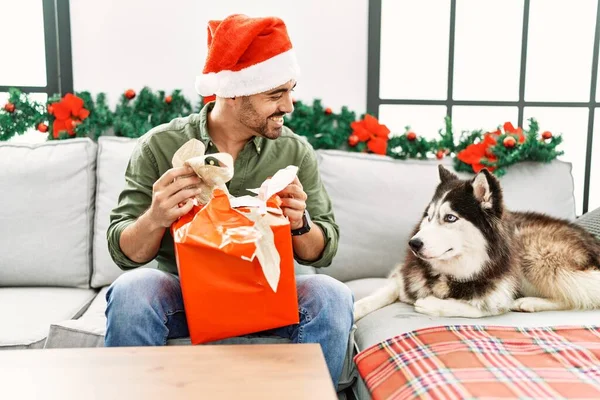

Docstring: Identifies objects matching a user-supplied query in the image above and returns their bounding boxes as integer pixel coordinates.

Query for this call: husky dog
[354,165,600,321]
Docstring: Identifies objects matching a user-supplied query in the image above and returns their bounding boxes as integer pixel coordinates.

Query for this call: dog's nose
[409,238,424,252]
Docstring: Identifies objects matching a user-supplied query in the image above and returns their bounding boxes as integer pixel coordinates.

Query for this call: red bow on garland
[457,133,498,173]
[51,93,90,138]
[457,122,526,173]
[349,114,390,155]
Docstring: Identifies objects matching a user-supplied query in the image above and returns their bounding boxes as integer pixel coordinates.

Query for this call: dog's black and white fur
[354,165,600,321]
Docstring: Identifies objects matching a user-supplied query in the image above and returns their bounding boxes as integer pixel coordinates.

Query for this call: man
[105,14,354,388]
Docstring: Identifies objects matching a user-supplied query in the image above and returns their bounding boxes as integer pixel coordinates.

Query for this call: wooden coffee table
[0,343,338,399]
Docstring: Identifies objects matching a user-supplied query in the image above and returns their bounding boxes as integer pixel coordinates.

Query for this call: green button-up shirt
[107,102,339,275]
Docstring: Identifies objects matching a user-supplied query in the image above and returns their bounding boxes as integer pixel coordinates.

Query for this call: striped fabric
[576,206,600,239]
[354,325,600,400]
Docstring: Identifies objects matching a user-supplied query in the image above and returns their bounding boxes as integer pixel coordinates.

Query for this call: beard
[238,97,283,140]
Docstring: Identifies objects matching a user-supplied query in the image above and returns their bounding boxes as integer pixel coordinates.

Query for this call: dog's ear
[438,165,458,183]
[471,168,502,212]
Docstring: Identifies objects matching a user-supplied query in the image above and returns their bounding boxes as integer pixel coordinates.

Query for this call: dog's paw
[353,299,370,322]
[511,297,543,313]
[414,296,452,317]
[511,297,560,313]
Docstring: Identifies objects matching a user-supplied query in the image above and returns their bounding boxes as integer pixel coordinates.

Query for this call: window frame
[0,0,73,97]
[367,0,600,214]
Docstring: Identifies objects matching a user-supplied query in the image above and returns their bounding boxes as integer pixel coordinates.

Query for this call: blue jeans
[105,268,354,388]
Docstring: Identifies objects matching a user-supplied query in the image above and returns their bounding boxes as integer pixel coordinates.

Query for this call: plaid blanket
[354,325,600,400]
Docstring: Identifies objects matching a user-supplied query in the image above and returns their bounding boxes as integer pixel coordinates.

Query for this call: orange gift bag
[170,139,299,344]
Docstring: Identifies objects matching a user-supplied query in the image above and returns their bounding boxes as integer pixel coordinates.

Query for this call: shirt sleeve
[106,140,160,270]
[295,146,340,268]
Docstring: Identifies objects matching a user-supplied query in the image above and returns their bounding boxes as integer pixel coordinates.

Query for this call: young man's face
[234,80,296,140]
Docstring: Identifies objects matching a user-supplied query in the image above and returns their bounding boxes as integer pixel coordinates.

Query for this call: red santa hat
[195,14,301,98]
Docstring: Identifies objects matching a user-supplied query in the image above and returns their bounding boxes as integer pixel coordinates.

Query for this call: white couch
[2,136,599,400]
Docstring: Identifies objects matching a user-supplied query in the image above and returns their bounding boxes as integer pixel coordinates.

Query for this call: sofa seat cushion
[352,303,600,400]
[345,278,600,350]
[355,304,600,352]
[0,288,97,350]
[45,287,298,348]
[45,286,109,349]
[350,276,600,400]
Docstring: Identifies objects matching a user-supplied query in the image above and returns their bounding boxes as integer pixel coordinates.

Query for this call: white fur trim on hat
[195,49,300,98]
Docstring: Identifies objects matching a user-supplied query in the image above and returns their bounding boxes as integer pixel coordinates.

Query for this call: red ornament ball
[503,136,517,148]
[407,131,417,141]
[348,134,359,147]
[325,107,332,115]
[47,104,54,115]
[124,89,136,100]
[165,95,172,104]
[436,150,445,159]
[37,123,48,133]
[542,131,553,140]
[4,102,15,113]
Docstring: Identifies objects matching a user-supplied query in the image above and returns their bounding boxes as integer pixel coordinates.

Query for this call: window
[368,0,600,215]
[0,0,73,141]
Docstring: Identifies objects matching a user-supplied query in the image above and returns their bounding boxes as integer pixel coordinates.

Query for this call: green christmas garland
[285,100,563,176]
[112,88,194,138]
[0,87,198,141]
[0,88,563,175]
[283,99,356,150]
[0,88,47,141]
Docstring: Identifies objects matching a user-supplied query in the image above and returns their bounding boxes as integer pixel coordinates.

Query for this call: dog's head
[408,165,504,278]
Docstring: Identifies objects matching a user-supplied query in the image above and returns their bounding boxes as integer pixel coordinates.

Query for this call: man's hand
[277,176,307,230]
[146,166,204,229]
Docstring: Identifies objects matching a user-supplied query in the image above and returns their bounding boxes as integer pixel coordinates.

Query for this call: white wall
[70,1,369,114]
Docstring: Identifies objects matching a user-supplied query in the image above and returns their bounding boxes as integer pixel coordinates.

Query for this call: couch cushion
[315,150,576,282]
[0,139,96,287]
[355,303,600,353]
[45,286,302,349]
[349,278,600,399]
[345,278,389,301]
[0,287,97,350]
[92,137,159,288]
[45,286,109,348]
[48,286,301,346]
[576,205,600,238]
[353,304,600,400]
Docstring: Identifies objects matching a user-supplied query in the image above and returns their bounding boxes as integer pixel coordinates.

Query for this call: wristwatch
[291,211,311,236]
